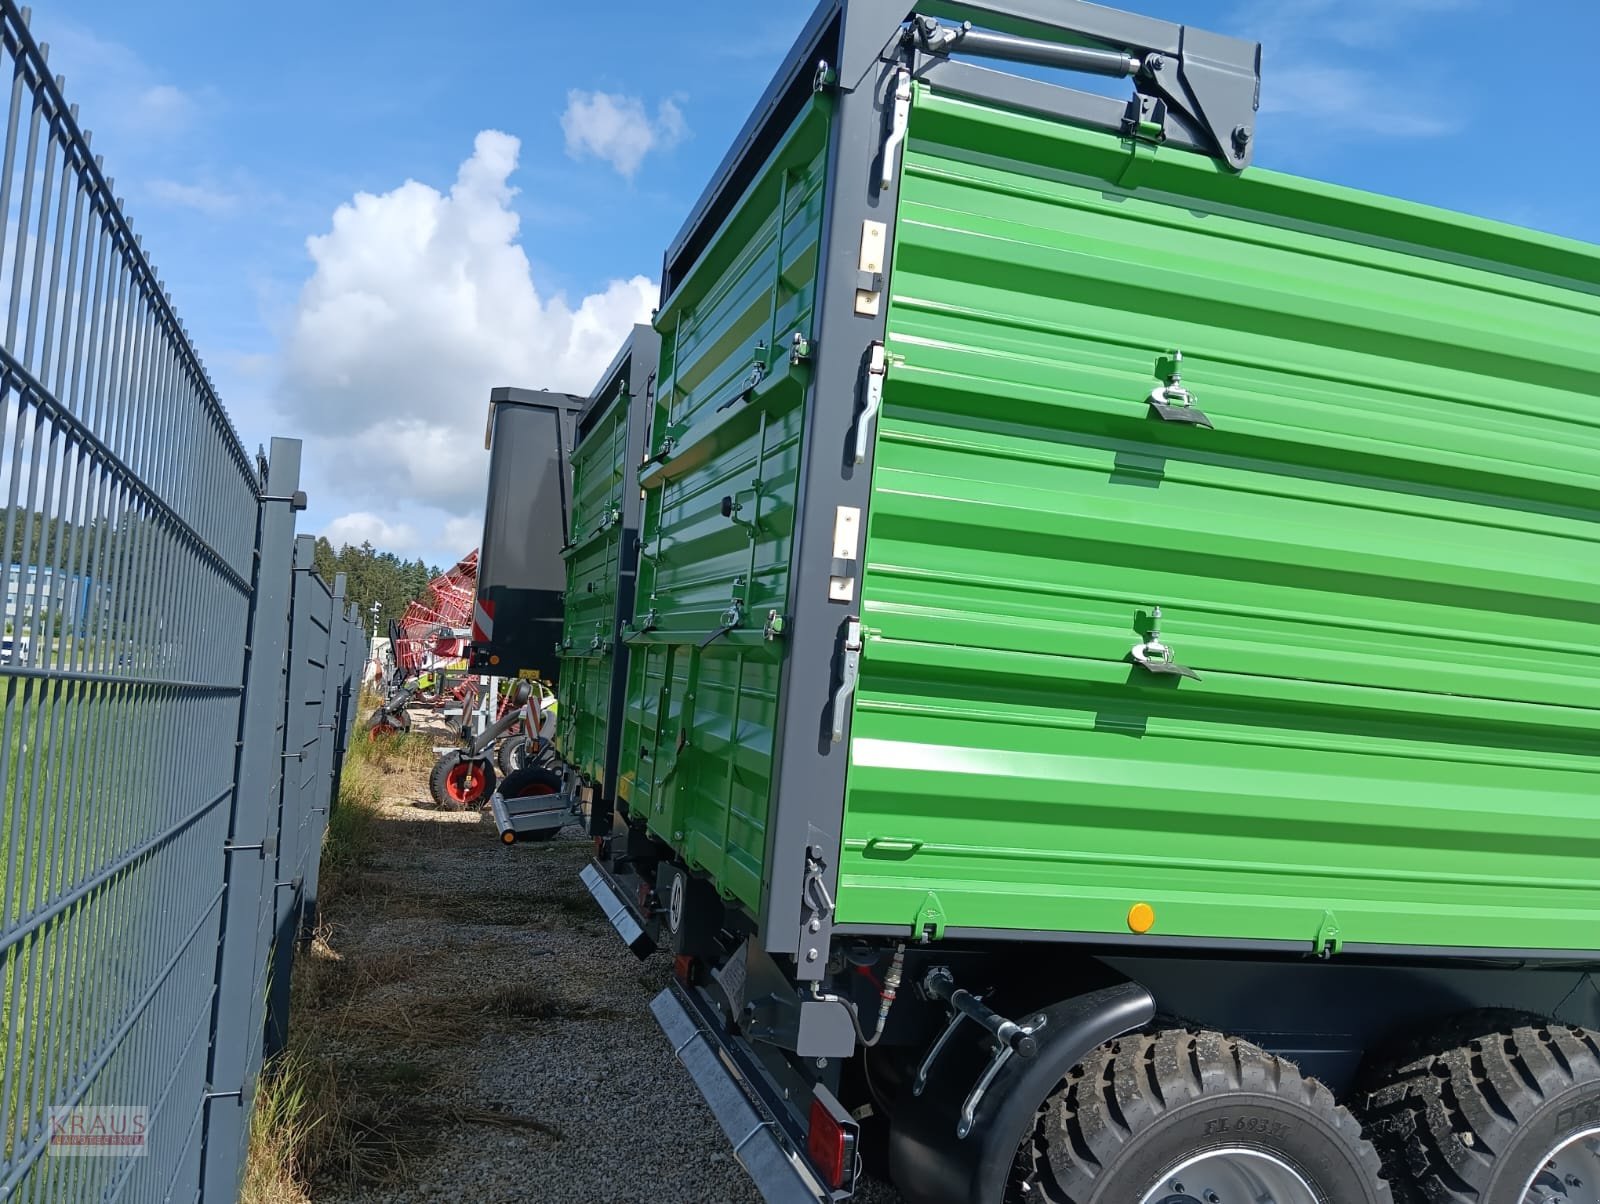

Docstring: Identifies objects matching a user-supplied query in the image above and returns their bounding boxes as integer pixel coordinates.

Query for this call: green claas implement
[555,2,1600,1201]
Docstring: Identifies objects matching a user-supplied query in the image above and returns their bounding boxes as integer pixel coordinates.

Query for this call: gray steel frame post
[326,595,360,817]
[300,570,349,943]
[200,437,302,1202]
[334,602,363,788]
[348,607,366,747]
[265,534,330,1057]
[761,0,915,980]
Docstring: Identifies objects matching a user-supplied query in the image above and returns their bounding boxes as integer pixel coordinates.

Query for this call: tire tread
[1023,1029,1386,1203]
[1360,1018,1600,1203]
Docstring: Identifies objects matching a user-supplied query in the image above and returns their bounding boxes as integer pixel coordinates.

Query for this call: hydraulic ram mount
[907,0,1262,170]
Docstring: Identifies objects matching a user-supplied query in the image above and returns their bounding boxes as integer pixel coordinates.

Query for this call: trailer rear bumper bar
[579,859,654,956]
[651,982,835,1204]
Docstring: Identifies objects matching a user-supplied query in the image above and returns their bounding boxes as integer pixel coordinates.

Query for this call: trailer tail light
[807,1089,857,1192]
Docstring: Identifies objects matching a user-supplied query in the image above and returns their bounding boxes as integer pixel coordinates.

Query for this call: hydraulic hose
[815,943,907,1048]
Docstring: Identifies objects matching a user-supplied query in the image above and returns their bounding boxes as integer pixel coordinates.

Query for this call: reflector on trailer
[807,1086,857,1193]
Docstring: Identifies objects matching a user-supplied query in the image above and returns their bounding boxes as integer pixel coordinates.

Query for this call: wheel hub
[1524,1129,1600,1204]
[1140,1148,1320,1204]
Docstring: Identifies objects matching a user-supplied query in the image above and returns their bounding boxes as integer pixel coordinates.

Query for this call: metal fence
[0,4,364,1200]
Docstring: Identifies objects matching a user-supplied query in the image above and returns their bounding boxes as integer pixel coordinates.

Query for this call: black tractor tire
[1360,1019,1600,1204]
[499,764,563,800]
[497,734,529,776]
[1021,1029,1391,1204]
[497,765,565,841]
[428,752,496,811]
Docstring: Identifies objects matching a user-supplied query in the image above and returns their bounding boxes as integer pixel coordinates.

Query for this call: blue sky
[30,0,1600,564]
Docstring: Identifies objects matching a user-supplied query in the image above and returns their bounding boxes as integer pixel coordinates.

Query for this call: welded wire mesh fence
[0,3,363,1200]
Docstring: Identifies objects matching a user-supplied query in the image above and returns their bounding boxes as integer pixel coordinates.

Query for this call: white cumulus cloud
[280,129,655,561]
[561,91,688,179]
[322,512,419,551]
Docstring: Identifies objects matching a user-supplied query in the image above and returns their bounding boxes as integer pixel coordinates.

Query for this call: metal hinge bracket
[855,222,888,317]
[1315,910,1343,959]
[797,843,839,978]
[915,890,946,942]
[828,505,862,603]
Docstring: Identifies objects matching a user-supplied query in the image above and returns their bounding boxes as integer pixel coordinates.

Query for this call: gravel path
[310,738,901,1204]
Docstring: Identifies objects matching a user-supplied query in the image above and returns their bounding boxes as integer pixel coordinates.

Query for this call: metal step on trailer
[489,789,572,844]
[578,859,654,956]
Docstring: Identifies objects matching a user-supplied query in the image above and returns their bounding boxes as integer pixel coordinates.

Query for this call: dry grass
[350,725,436,777]
[469,982,625,1024]
[241,709,576,1198]
[243,719,464,1196]
[334,880,604,927]
[239,1054,316,1204]
[245,942,466,1192]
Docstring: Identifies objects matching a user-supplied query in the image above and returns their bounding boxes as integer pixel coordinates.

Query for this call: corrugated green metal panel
[557,386,629,781]
[837,85,1600,952]
[570,387,628,538]
[618,96,832,912]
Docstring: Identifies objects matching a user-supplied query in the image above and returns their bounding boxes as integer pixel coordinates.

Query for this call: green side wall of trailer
[577,78,1600,954]
[558,377,635,784]
[617,96,833,913]
[837,85,1600,951]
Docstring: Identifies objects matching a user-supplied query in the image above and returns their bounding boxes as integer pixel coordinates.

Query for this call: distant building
[3,564,92,632]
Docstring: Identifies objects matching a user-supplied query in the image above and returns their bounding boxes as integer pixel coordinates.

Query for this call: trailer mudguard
[889,981,1155,1204]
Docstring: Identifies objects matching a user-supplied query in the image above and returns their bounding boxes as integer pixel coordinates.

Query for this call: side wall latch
[831,618,864,744]
[855,340,888,464]
[881,66,913,190]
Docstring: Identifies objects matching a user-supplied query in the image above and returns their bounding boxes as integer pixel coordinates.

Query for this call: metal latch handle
[881,68,913,190]
[831,618,864,743]
[1129,605,1201,681]
[855,341,887,466]
[1147,350,1212,427]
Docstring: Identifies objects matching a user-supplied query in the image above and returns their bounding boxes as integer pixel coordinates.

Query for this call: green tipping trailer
[555,325,658,838]
[572,2,1600,1202]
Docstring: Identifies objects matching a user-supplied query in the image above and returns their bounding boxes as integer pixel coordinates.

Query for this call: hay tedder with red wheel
[365,551,487,741]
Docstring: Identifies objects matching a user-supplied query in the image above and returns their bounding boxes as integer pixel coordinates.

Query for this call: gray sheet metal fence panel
[202,438,303,1203]
[267,552,367,1056]
[0,5,363,1199]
